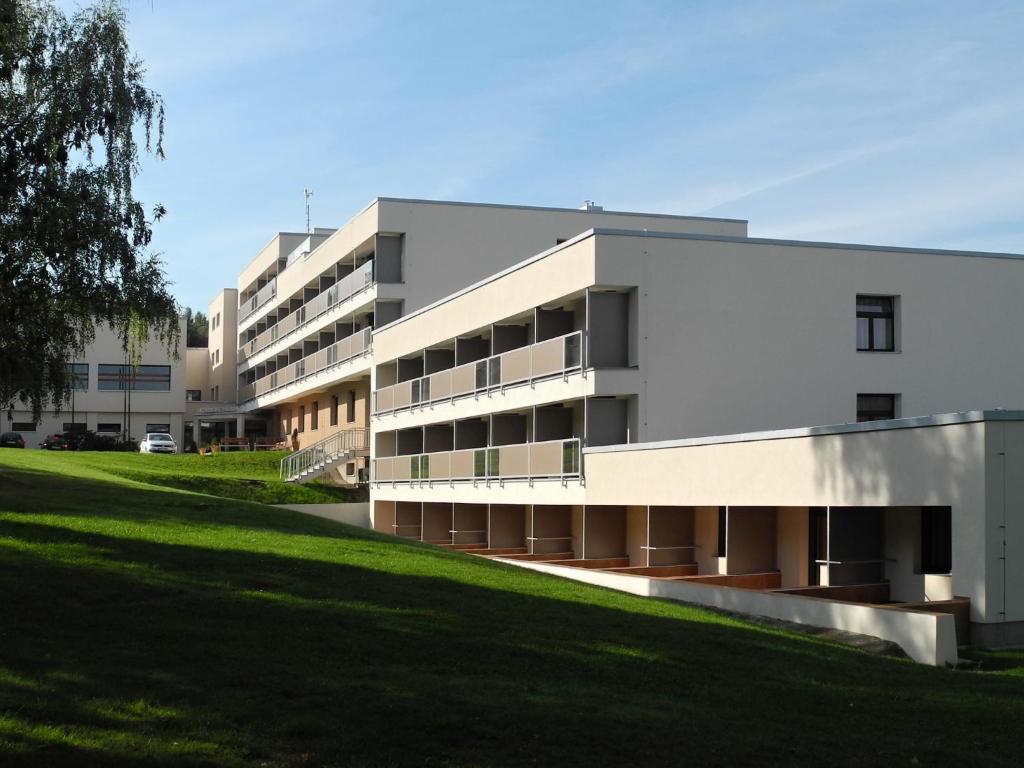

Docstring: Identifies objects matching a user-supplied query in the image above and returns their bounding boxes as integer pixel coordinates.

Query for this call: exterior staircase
[280,428,369,484]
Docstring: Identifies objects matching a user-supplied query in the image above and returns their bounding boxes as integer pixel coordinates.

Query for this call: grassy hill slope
[0,450,1022,767]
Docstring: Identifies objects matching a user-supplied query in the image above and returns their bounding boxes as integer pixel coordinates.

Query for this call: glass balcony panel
[393,457,411,481]
[487,357,501,387]
[564,334,582,368]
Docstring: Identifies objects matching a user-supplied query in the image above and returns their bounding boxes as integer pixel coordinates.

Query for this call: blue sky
[108,0,1024,311]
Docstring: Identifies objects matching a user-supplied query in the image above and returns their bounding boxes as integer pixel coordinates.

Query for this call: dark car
[0,432,25,448]
[40,434,72,450]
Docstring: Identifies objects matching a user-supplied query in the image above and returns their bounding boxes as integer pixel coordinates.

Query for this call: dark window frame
[921,506,952,574]
[857,393,897,423]
[12,421,36,431]
[715,506,727,557]
[186,390,201,402]
[67,362,89,391]
[330,395,339,427]
[298,405,305,433]
[96,423,121,433]
[856,295,896,352]
[311,401,319,431]
[346,389,356,423]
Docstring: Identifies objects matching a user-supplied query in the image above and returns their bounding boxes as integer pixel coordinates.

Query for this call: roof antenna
[304,188,314,233]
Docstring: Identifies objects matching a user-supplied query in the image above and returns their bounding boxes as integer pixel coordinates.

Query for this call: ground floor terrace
[370,410,1024,665]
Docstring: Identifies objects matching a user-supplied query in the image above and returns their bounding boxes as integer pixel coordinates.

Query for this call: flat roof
[374,196,748,224]
[373,225,1024,335]
[584,410,1024,454]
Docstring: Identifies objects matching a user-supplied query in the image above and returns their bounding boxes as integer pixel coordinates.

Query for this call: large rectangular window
[67,363,89,391]
[298,405,305,433]
[921,507,952,574]
[96,423,121,433]
[186,389,201,401]
[856,295,896,351]
[311,401,319,431]
[97,364,171,391]
[857,393,897,422]
[330,395,339,427]
[145,423,170,433]
[12,422,36,431]
[62,422,87,433]
[347,389,356,423]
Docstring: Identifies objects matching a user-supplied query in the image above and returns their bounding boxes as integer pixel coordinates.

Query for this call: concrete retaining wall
[276,502,371,529]
[502,559,959,666]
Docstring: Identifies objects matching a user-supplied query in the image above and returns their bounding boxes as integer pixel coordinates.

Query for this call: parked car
[39,434,73,450]
[0,432,25,448]
[139,433,177,454]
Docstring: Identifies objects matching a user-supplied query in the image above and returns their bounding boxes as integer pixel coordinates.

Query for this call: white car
[139,433,177,454]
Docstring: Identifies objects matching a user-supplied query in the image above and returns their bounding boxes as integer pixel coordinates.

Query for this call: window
[921,507,952,574]
[62,422,86,433]
[857,393,897,422]
[856,295,895,351]
[330,395,339,426]
[186,389,201,402]
[12,422,35,431]
[98,364,171,391]
[215,349,220,365]
[346,389,356,423]
[67,363,88,391]
[715,506,727,557]
[298,405,305,432]
[311,401,319,430]
[213,385,219,401]
[146,423,170,433]
[96,423,121,433]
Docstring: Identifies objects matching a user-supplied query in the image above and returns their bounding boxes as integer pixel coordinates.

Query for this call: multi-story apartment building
[365,224,1024,659]
[15,195,1020,662]
[231,198,746,483]
[6,319,187,444]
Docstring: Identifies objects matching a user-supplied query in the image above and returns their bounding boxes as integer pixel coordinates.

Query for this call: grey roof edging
[583,410,1024,454]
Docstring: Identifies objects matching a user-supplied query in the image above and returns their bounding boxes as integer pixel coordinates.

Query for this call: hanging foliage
[0,0,179,419]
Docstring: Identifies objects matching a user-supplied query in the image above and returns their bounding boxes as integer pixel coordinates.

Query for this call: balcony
[373,330,583,416]
[373,438,581,483]
[237,327,371,404]
[239,277,277,323]
[238,260,375,363]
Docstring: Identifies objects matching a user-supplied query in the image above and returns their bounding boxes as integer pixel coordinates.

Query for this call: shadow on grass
[1,466,1024,767]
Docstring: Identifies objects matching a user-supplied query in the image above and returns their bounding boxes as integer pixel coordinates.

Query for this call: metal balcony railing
[239,277,277,322]
[372,438,581,483]
[280,428,369,481]
[373,330,583,416]
[237,327,371,404]
[238,260,374,362]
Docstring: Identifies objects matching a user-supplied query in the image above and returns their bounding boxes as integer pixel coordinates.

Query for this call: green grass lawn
[24,450,356,505]
[1,450,1022,767]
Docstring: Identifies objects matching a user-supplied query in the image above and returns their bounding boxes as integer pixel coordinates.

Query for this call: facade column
[236,414,246,439]
[192,418,201,448]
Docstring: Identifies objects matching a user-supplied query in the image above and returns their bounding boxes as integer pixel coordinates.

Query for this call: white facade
[7,319,187,445]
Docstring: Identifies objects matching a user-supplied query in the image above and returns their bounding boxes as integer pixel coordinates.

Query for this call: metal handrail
[373,330,583,415]
[280,428,369,481]
[238,260,375,362]
[238,326,371,404]
[239,277,277,322]
[372,437,582,483]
